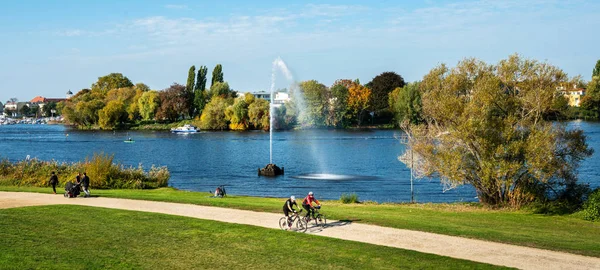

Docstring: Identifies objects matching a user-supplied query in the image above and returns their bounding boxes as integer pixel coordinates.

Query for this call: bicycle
[279,209,308,233]
[304,205,327,227]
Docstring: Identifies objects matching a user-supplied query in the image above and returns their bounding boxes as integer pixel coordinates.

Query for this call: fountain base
[258,164,284,176]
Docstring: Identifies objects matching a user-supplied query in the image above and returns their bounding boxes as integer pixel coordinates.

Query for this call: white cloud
[55,29,85,37]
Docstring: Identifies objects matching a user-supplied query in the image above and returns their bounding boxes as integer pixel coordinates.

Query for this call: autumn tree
[327,82,349,127]
[98,100,127,129]
[156,84,187,122]
[248,98,270,130]
[208,82,235,98]
[402,55,593,207]
[388,82,422,125]
[367,72,405,113]
[199,96,230,130]
[138,90,160,120]
[347,81,371,126]
[225,97,249,130]
[91,73,133,94]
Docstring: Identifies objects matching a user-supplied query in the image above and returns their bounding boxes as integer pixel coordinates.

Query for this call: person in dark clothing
[49,172,59,194]
[81,172,90,197]
[282,195,298,229]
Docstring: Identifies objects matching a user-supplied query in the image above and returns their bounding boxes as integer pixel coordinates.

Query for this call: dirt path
[1,191,599,270]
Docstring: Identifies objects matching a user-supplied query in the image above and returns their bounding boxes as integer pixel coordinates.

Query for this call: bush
[340,193,360,204]
[0,153,169,189]
[583,188,600,221]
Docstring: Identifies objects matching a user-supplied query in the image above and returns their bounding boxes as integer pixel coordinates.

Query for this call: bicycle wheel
[279,217,289,230]
[295,217,308,233]
[315,214,327,227]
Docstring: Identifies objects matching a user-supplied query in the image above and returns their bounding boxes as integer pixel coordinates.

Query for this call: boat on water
[171,124,199,133]
[124,138,135,143]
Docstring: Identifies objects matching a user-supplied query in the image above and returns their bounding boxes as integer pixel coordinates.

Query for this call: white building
[241,91,291,107]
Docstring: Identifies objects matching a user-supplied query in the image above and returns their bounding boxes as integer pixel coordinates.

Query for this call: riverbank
[2,186,599,257]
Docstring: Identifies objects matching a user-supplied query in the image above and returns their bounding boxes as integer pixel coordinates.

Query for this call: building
[558,84,586,107]
[241,91,291,107]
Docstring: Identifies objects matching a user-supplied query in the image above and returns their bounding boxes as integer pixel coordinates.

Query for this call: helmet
[308,191,313,196]
[290,195,295,201]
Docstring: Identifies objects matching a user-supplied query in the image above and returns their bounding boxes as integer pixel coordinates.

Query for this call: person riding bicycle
[282,195,299,228]
[302,191,321,220]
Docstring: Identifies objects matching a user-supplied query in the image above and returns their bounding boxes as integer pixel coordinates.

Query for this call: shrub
[583,188,600,221]
[340,193,360,204]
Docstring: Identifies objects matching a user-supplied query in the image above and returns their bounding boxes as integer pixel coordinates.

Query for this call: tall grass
[0,153,169,189]
[340,193,360,204]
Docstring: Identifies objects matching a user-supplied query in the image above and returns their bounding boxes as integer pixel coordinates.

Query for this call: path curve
[1,191,599,270]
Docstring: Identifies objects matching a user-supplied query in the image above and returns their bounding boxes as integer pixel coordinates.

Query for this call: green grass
[2,186,600,257]
[0,205,503,269]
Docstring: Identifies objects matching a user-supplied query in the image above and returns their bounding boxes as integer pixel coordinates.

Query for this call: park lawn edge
[0,185,598,258]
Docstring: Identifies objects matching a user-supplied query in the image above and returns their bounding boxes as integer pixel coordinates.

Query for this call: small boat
[171,124,199,133]
[124,138,135,143]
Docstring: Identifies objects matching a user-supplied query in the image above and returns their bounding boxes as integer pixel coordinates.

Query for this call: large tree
[327,83,349,127]
[92,73,133,94]
[388,82,422,125]
[593,60,600,78]
[193,66,208,116]
[248,98,270,130]
[199,96,230,130]
[138,90,160,121]
[299,80,328,127]
[98,100,127,129]
[347,81,371,126]
[367,72,406,113]
[156,84,188,122]
[185,65,196,117]
[208,82,234,98]
[402,55,593,207]
[225,98,249,130]
[211,64,224,87]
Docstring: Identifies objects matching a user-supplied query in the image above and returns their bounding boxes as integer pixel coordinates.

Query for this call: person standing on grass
[49,172,59,194]
[81,172,90,197]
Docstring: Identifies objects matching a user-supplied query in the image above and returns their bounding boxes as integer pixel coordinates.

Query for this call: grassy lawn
[2,186,599,257]
[0,205,503,270]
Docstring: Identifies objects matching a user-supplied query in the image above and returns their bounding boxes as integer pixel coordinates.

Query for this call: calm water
[1,121,598,203]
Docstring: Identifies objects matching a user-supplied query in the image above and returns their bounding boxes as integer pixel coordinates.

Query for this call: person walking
[81,172,90,198]
[49,172,59,194]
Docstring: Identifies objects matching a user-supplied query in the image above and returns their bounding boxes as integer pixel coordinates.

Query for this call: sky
[1,0,599,103]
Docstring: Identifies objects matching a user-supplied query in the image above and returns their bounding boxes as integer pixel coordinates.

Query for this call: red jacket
[302,195,320,206]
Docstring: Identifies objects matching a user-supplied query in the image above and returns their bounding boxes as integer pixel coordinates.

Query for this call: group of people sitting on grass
[282,191,321,228]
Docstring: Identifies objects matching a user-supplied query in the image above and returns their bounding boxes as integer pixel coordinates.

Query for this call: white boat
[171,124,199,133]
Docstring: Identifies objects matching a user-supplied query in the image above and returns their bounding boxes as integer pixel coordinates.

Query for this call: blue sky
[1,0,599,103]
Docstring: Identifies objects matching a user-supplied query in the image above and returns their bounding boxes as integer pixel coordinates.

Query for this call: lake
[1,121,599,203]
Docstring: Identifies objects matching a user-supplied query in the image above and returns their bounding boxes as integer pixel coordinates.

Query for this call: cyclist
[282,195,299,228]
[302,191,321,220]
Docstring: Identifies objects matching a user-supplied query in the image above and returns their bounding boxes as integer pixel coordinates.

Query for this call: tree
[327,83,349,127]
[42,102,58,117]
[209,82,234,98]
[98,100,127,129]
[367,72,406,112]
[248,98,270,130]
[199,96,229,130]
[134,83,150,92]
[211,64,224,87]
[193,66,209,116]
[347,82,371,126]
[185,65,196,117]
[299,80,328,127]
[91,73,133,94]
[403,55,593,207]
[225,98,249,130]
[138,91,160,121]
[156,84,187,122]
[593,60,600,78]
[388,82,422,125]
[20,104,30,117]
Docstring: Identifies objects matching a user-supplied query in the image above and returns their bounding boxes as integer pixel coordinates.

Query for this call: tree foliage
[138,91,160,121]
[327,83,349,127]
[593,60,600,78]
[225,98,249,130]
[299,80,328,127]
[402,55,593,207]
[185,65,196,117]
[388,82,422,125]
[156,84,187,122]
[199,96,230,130]
[92,73,133,94]
[211,64,224,87]
[209,82,234,98]
[248,98,270,131]
[367,72,406,112]
[193,66,208,116]
[347,82,371,126]
[98,100,127,129]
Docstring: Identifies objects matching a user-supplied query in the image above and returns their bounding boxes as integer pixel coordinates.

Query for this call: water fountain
[258,57,293,176]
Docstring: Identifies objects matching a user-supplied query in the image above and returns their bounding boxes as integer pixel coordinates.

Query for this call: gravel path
[1,191,599,270]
